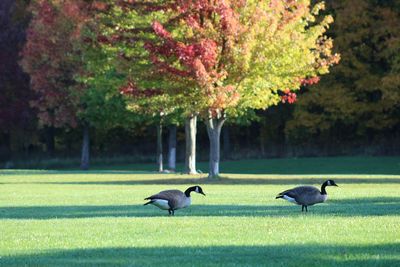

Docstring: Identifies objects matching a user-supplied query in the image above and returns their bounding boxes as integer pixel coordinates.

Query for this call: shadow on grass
[0,170,152,176]
[18,177,400,185]
[1,197,399,219]
[3,156,400,176]
[4,156,400,175]
[1,244,398,266]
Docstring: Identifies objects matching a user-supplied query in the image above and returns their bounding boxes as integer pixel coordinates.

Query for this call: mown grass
[0,157,399,266]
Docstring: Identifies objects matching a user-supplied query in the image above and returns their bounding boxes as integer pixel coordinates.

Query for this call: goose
[144,185,205,215]
[275,179,338,212]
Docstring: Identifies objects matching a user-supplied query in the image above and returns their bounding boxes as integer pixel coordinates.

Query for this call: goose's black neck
[321,182,328,195]
[184,186,196,197]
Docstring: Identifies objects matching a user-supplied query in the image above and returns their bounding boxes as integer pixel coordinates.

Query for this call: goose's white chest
[320,194,328,203]
[176,196,191,209]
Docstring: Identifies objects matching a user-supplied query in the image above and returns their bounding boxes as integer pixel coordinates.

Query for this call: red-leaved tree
[94,0,339,177]
[146,1,338,177]
[21,0,93,169]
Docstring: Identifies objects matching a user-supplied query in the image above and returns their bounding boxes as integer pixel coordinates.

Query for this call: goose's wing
[145,190,184,209]
[291,186,320,204]
[277,186,320,203]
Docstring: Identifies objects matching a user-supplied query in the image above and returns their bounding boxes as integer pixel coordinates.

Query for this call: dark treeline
[1,0,399,168]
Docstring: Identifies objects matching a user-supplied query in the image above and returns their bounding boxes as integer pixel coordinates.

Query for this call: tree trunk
[185,115,197,174]
[156,122,163,172]
[168,125,177,172]
[222,126,231,160]
[80,124,90,170]
[45,126,55,156]
[206,117,225,178]
[259,121,267,157]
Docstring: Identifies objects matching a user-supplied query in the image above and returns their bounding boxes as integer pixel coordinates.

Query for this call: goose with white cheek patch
[276,179,338,212]
[144,186,205,215]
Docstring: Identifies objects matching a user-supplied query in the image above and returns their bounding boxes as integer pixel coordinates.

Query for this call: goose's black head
[321,179,338,195]
[185,186,206,197]
[326,179,338,187]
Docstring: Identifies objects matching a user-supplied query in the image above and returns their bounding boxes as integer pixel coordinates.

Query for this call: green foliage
[76,34,137,130]
[92,1,338,123]
[235,0,338,113]
[82,4,184,126]
[286,0,400,141]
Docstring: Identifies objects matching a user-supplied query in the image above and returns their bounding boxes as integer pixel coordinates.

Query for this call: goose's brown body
[277,186,328,206]
[145,190,191,210]
[276,180,338,212]
[144,186,205,215]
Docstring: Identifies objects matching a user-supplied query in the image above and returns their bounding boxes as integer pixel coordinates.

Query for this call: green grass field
[0,157,399,266]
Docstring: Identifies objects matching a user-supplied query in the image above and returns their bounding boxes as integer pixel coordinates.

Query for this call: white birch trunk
[168,125,177,171]
[185,115,197,174]
[206,117,225,178]
[80,124,90,170]
[156,123,163,172]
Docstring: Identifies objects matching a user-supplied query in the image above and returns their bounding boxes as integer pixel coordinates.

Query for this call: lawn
[0,157,399,266]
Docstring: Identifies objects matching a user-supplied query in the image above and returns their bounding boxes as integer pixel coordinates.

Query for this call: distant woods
[1,0,399,168]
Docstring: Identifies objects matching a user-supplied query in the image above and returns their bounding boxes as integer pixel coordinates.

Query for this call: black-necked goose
[276,179,338,212]
[144,186,205,215]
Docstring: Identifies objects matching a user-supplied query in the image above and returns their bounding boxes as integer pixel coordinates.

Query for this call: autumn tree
[21,0,93,169]
[286,0,400,152]
[126,0,339,177]
[89,1,338,177]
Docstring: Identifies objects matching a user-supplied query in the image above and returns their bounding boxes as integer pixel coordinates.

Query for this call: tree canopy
[286,0,400,145]
[20,0,89,128]
[89,0,339,177]
[0,0,32,132]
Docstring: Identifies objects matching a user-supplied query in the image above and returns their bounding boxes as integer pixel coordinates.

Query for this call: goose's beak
[200,192,206,196]
[334,184,339,187]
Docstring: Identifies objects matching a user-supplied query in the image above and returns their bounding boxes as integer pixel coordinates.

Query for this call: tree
[21,0,92,169]
[286,0,400,152]
[90,2,192,173]
[89,1,338,177]
[134,0,339,177]
[120,81,182,172]
[62,0,139,169]
[0,0,33,162]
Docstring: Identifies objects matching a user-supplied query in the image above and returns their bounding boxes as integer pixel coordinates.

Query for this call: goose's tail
[143,200,153,206]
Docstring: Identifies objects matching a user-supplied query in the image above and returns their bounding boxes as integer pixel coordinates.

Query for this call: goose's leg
[168,209,172,215]
[305,206,308,212]
[171,209,175,216]
[301,205,304,212]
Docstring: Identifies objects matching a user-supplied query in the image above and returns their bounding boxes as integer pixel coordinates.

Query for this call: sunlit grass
[0,158,399,266]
